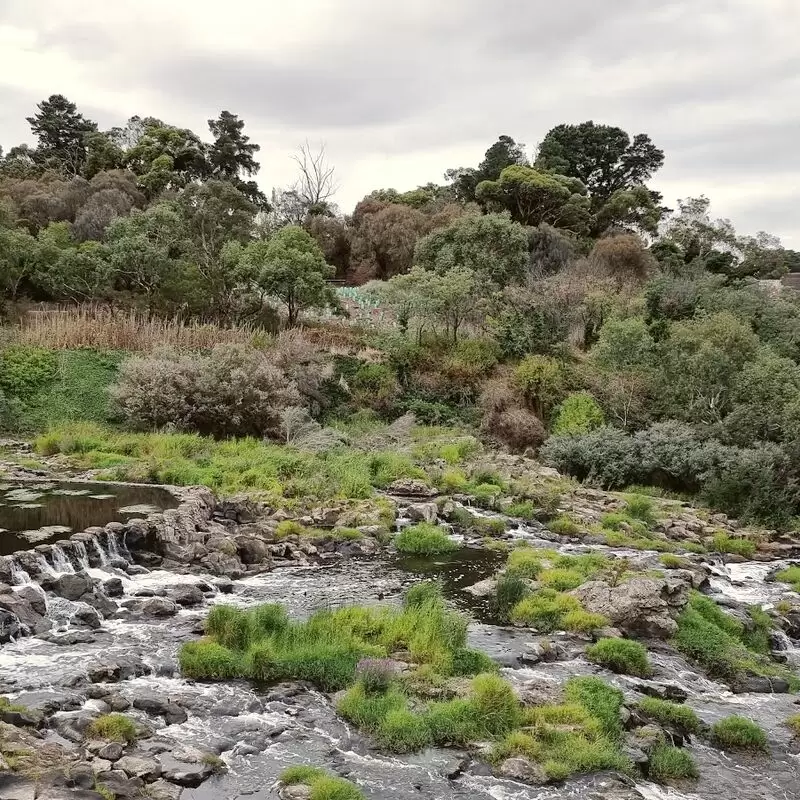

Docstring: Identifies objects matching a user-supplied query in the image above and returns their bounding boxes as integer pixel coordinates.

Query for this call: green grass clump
[472,672,522,736]
[660,553,688,569]
[511,589,606,634]
[86,713,137,744]
[673,592,796,689]
[586,638,652,677]
[538,567,584,591]
[775,566,800,593]
[505,501,536,521]
[623,493,658,526]
[506,547,544,579]
[280,766,365,800]
[548,514,581,536]
[0,697,29,714]
[710,716,768,751]
[377,708,433,752]
[786,714,800,737]
[275,520,307,538]
[491,573,530,622]
[638,698,700,733]
[647,744,698,783]
[712,532,756,558]
[394,523,457,555]
[180,640,242,679]
[32,422,428,502]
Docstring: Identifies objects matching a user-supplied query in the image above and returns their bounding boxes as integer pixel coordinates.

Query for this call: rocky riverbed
[1,474,800,800]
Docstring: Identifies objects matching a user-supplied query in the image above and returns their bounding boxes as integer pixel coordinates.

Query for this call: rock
[94,770,145,798]
[386,478,438,498]
[132,693,188,724]
[170,584,204,606]
[157,748,215,787]
[281,786,312,800]
[103,577,125,597]
[142,598,179,617]
[44,572,95,601]
[164,703,188,725]
[464,578,497,597]
[0,774,37,800]
[116,755,162,781]
[0,709,41,728]
[0,607,21,642]
[630,681,688,703]
[739,675,791,693]
[14,585,47,616]
[145,779,184,800]
[498,756,548,785]
[235,536,271,566]
[72,604,102,629]
[98,742,124,761]
[572,577,690,639]
[213,577,234,594]
[406,502,439,524]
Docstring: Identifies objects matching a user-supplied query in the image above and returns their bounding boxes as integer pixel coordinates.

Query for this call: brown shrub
[111,344,301,439]
[589,233,656,284]
[479,377,546,452]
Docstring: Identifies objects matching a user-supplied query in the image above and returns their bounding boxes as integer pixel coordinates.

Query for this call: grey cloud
[0,0,797,239]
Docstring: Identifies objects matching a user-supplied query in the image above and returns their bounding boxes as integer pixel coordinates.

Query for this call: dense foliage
[4,96,800,525]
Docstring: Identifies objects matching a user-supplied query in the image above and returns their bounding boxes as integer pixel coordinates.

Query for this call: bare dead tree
[291,141,338,211]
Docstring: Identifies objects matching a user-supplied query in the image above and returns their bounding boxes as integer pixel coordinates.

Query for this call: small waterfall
[92,536,109,566]
[10,561,31,585]
[36,554,57,578]
[73,541,91,571]
[107,531,121,559]
[51,545,75,574]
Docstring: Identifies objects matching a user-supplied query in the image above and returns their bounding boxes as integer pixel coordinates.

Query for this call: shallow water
[2,518,800,799]
[0,480,179,555]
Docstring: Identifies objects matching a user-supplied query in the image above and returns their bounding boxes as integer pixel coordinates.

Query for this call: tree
[207,111,266,207]
[124,120,209,196]
[351,204,429,280]
[26,94,97,175]
[591,185,662,237]
[244,226,338,326]
[445,134,528,204]
[414,212,529,287]
[0,226,40,299]
[475,165,590,232]
[290,141,337,215]
[536,122,664,205]
[372,265,480,342]
[83,132,125,179]
[178,180,256,317]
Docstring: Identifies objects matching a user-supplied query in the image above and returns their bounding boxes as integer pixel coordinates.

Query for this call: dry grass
[9,306,268,352]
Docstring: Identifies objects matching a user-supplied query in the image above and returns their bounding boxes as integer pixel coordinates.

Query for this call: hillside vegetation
[3,99,800,526]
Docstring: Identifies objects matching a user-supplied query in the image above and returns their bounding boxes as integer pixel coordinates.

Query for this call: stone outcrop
[571,576,690,638]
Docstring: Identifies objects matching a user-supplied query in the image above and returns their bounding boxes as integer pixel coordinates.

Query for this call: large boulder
[571,577,690,639]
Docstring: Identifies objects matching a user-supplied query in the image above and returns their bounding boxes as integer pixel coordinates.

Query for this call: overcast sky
[1,0,798,244]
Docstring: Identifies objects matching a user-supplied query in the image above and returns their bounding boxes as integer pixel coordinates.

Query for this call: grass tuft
[710,716,768,751]
[586,638,652,678]
[648,744,698,783]
[394,523,457,555]
[86,713,137,744]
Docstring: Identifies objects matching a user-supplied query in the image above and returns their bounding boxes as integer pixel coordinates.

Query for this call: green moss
[638,697,700,733]
[648,744,698,782]
[710,716,768,751]
[586,638,652,677]
[395,523,457,555]
[86,713,137,744]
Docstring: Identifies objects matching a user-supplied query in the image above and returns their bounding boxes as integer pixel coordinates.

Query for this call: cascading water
[50,544,75,574]
[9,561,31,585]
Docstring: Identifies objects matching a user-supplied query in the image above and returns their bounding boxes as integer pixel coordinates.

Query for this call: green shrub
[450,337,500,374]
[552,392,605,435]
[513,355,565,417]
[548,514,581,535]
[623,493,658,526]
[86,713,137,744]
[648,744,698,782]
[710,716,768,751]
[712,532,756,558]
[395,523,457,555]
[586,638,652,677]
[638,698,700,733]
[0,345,57,400]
